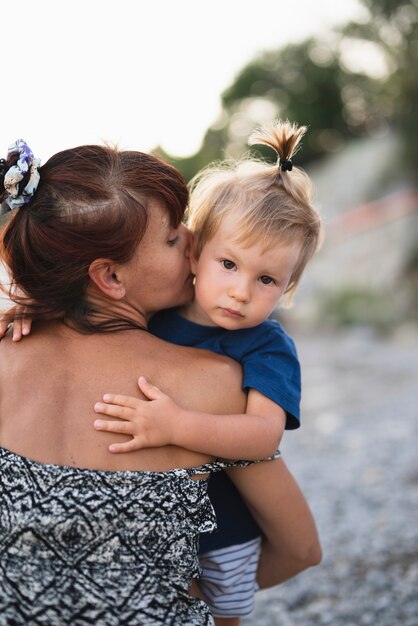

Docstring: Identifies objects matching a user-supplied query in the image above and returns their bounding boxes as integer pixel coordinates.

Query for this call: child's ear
[88,259,126,299]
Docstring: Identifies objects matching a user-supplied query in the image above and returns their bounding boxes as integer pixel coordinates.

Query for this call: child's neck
[178,299,218,327]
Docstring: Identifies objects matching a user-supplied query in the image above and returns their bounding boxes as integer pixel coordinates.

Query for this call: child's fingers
[13,306,31,340]
[100,394,141,409]
[137,376,164,401]
[0,305,27,341]
[12,319,24,342]
[0,319,10,338]
[21,309,32,336]
[94,418,136,434]
[108,440,146,454]
[94,402,136,421]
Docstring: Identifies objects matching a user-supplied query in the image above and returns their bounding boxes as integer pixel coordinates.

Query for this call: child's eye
[221,259,236,270]
[167,233,180,246]
[259,275,276,285]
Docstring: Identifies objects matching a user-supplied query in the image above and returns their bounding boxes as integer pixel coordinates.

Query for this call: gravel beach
[242,327,418,626]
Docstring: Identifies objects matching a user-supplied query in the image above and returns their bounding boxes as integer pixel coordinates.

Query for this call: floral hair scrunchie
[3,139,41,211]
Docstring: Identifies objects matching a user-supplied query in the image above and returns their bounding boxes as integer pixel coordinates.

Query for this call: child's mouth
[221,308,244,319]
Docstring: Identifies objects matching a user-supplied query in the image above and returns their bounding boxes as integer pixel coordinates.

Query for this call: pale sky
[3,0,366,162]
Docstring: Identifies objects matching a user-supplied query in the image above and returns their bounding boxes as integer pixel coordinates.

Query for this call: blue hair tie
[3,139,41,210]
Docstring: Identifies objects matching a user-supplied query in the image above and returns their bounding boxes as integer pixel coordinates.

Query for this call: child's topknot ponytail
[248,119,307,172]
[246,119,314,208]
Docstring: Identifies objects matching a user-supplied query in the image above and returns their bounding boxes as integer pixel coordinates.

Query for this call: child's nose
[228,280,250,303]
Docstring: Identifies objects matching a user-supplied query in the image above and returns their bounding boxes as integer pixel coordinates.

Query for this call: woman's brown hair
[0,144,188,331]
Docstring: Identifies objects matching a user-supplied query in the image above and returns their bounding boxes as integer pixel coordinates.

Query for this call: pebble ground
[242,326,418,626]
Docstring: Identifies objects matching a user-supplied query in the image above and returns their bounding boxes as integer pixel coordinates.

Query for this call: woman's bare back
[0,321,245,472]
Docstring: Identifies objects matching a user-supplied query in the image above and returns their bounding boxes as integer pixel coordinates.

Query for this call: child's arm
[94,376,285,459]
[227,456,322,588]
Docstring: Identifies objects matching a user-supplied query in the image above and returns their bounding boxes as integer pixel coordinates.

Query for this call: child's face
[189,215,301,330]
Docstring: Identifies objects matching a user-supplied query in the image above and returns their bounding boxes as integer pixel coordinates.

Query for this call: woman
[0,140,320,625]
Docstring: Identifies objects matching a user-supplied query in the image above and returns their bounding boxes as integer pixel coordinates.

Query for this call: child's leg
[190,579,240,625]
[197,537,261,622]
[214,618,240,626]
[190,580,240,625]
[227,457,322,589]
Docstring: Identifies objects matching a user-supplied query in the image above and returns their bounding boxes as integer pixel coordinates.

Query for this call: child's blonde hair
[187,120,323,305]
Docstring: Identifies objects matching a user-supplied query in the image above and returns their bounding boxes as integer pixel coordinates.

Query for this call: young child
[93,120,323,624]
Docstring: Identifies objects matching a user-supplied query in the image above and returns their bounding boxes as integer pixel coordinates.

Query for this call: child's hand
[93,376,181,453]
[0,305,32,341]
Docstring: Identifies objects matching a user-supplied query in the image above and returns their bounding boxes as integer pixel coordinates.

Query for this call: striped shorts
[197,537,261,618]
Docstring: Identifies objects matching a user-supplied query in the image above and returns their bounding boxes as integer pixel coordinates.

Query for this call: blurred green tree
[342,0,418,175]
[159,0,417,181]
[159,38,382,178]
[217,38,384,164]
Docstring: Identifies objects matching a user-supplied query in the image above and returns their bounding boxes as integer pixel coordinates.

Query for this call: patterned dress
[0,446,254,626]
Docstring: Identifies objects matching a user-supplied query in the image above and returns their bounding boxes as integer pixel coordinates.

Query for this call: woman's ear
[88,259,126,300]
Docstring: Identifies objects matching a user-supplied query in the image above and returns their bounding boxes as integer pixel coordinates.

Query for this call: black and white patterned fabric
[0,446,255,625]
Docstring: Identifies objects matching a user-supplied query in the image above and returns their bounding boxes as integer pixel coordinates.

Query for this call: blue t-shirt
[149,308,301,551]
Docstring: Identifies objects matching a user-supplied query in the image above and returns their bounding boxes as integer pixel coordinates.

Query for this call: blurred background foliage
[157,0,417,182]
